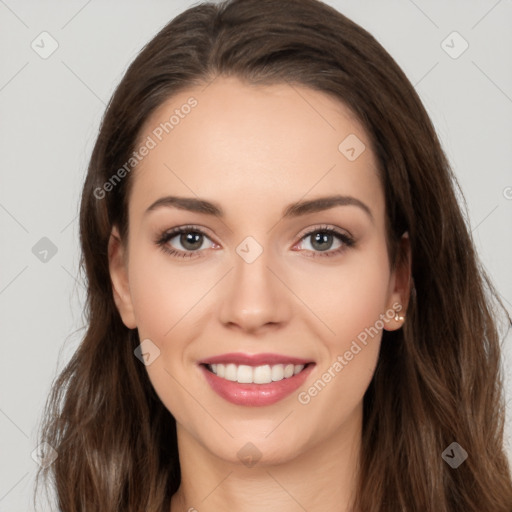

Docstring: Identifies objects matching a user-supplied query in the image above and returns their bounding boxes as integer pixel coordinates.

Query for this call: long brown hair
[34,0,512,510]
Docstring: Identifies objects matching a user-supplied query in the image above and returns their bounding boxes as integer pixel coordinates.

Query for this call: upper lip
[198,352,314,366]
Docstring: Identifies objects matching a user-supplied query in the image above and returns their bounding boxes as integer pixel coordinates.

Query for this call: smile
[206,362,306,384]
[198,354,316,406]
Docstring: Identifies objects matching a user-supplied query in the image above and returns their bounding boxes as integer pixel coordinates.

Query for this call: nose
[218,244,291,333]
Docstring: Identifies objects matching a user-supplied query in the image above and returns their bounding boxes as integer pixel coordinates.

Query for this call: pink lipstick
[198,352,315,406]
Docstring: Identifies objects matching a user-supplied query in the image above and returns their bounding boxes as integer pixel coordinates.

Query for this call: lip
[198,352,314,366]
[199,362,316,407]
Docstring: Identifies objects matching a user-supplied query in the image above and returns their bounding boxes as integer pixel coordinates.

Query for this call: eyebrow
[145,194,373,221]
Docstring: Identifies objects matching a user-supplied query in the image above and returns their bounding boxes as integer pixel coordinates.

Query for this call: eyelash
[155,224,355,259]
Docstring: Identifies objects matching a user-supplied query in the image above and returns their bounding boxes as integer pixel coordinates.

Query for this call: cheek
[126,249,208,424]
[296,240,392,349]
[127,247,210,340]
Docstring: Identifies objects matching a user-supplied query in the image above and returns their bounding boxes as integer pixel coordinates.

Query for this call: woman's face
[109,75,409,466]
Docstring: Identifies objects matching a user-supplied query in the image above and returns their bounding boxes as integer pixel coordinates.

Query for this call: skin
[109,75,410,512]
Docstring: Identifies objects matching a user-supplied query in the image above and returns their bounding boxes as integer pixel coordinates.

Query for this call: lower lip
[199,363,315,406]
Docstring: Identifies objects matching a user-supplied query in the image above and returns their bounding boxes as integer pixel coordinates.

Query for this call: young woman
[35,0,512,510]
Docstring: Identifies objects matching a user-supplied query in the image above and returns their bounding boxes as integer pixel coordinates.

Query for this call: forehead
[130,76,383,222]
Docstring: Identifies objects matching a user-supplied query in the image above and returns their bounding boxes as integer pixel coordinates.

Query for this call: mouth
[197,353,316,406]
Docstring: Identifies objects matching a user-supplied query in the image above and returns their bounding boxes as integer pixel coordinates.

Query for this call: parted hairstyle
[35,0,512,510]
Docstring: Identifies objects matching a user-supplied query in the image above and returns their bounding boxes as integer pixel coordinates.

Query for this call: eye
[294,225,355,258]
[155,225,216,259]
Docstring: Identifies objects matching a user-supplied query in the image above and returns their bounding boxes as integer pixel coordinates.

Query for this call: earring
[394,307,405,322]
[395,313,405,322]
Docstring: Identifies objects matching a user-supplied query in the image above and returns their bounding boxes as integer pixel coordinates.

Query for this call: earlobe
[108,225,137,329]
[384,232,412,331]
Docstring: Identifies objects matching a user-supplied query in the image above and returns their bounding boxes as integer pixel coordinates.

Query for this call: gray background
[1,0,511,509]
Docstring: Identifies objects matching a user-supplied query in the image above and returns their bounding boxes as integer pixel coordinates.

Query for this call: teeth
[207,363,306,384]
[254,364,272,383]
[237,365,253,384]
[225,363,238,381]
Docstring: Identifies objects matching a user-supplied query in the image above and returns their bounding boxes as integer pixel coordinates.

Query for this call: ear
[108,225,137,329]
[384,232,412,331]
